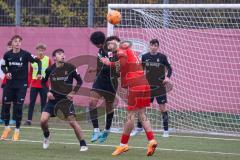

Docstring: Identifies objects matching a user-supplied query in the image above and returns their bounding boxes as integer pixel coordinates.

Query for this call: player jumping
[88,31,118,143]
[101,36,158,156]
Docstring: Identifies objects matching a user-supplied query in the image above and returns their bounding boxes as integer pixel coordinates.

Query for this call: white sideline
[1,126,239,142]
[2,138,240,156]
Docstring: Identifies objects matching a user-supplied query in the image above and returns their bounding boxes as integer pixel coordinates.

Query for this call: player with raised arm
[101,36,157,156]
[40,49,88,151]
[131,39,173,137]
[88,31,118,143]
[0,35,42,141]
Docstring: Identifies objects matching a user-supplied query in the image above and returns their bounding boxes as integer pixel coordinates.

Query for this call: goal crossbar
[108,4,240,9]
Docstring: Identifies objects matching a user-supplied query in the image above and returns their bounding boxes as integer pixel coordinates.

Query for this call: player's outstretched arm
[163,55,172,79]
[1,54,12,79]
[66,68,82,101]
[41,67,51,93]
[27,52,42,78]
[1,54,9,74]
[72,69,83,94]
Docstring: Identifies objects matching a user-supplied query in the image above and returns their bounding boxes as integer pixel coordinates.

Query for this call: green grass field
[0,120,240,160]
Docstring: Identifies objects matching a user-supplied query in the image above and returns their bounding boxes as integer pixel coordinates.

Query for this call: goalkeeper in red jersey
[101,36,157,156]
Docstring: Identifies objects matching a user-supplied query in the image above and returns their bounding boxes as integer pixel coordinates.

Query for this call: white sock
[136,127,143,131]
[5,126,10,129]
[104,129,110,132]
[15,128,20,132]
[94,128,100,132]
[120,143,127,147]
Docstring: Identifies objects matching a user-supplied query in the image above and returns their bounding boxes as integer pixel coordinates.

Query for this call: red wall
[0,27,239,114]
[0,27,102,108]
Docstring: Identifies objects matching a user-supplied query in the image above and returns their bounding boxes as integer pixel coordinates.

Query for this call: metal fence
[0,0,239,27]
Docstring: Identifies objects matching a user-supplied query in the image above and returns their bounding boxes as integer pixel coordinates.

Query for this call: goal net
[108,4,240,136]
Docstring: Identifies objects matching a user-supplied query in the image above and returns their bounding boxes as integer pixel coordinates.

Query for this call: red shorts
[127,85,151,111]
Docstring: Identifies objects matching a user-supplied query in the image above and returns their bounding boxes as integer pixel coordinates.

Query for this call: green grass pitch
[0,122,240,160]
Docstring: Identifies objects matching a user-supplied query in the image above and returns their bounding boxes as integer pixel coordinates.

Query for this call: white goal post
[108,4,240,136]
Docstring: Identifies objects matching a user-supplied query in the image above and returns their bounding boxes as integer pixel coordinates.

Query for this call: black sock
[43,131,50,138]
[162,111,169,131]
[89,107,99,128]
[16,120,21,129]
[15,103,23,129]
[4,120,9,126]
[3,103,11,126]
[80,139,86,146]
[105,112,114,130]
[137,120,143,128]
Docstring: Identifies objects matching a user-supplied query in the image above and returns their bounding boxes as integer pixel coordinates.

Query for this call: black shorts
[150,85,167,104]
[92,78,117,103]
[151,94,167,104]
[3,85,28,104]
[43,98,75,118]
[91,89,116,103]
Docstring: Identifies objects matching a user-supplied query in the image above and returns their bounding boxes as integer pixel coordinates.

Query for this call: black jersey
[142,52,172,85]
[42,62,82,99]
[96,48,118,78]
[1,49,42,88]
[92,48,118,92]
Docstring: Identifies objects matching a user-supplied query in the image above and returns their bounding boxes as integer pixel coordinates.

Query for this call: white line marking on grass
[170,135,240,142]
[2,126,239,142]
[3,139,240,156]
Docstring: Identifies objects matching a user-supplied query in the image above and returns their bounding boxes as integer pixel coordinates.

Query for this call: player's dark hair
[105,36,121,43]
[11,35,22,41]
[7,41,12,46]
[52,48,64,57]
[150,39,159,46]
[90,31,106,45]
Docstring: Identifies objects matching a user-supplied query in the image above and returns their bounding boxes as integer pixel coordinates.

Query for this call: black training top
[142,52,172,85]
[41,62,82,99]
[92,48,118,92]
[1,49,42,88]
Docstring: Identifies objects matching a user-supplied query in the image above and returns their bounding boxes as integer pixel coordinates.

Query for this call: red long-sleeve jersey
[117,48,148,88]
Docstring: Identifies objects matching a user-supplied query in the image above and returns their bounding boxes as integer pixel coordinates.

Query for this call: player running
[88,31,118,143]
[40,48,88,151]
[0,35,42,141]
[101,36,157,156]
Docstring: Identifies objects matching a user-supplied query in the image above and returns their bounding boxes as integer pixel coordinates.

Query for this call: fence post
[15,0,21,26]
[88,0,94,27]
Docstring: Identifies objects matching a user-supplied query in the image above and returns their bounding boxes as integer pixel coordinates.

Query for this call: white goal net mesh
[108,4,240,136]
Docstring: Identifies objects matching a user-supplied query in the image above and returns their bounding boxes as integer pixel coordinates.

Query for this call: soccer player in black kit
[40,49,88,151]
[88,31,118,143]
[0,40,16,125]
[0,35,42,141]
[131,39,172,137]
